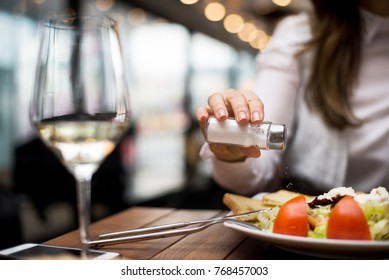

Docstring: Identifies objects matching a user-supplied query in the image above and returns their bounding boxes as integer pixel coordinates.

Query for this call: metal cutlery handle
[89,218,261,248]
[90,209,270,248]
[98,208,270,239]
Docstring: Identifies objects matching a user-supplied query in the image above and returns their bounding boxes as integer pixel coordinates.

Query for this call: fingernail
[199,114,207,121]
[237,111,248,121]
[252,112,261,122]
[217,108,226,118]
[197,109,208,121]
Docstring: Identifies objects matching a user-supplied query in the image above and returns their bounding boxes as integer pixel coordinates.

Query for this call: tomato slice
[326,196,371,240]
[273,195,308,237]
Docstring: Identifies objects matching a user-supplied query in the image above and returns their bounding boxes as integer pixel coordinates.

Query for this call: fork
[88,209,271,248]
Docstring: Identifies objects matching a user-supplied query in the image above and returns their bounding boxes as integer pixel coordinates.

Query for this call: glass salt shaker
[205,116,286,150]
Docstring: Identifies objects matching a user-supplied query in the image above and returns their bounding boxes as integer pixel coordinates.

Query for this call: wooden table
[44,206,316,260]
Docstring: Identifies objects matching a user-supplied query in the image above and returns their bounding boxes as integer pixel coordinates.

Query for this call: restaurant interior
[0,0,311,249]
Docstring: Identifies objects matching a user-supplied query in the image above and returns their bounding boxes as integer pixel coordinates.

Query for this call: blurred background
[0,0,311,248]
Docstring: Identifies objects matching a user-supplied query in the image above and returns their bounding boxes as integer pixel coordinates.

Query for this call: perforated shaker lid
[268,123,286,150]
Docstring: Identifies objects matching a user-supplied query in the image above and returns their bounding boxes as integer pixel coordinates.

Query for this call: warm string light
[272,0,292,7]
[200,1,271,51]
[180,0,199,5]
[115,0,274,51]
[249,33,271,52]
[223,14,244,33]
[122,0,274,51]
[237,22,256,42]
[204,2,226,22]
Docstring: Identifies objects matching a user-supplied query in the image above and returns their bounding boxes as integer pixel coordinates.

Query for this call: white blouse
[200,10,389,195]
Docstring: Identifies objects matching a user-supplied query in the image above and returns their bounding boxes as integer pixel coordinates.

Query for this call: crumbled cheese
[354,187,389,205]
[317,186,356,201]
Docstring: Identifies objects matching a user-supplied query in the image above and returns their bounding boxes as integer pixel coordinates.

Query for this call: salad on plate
[254,186,389,241]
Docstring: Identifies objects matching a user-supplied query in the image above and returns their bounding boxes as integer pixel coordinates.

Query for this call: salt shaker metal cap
[267,123,286,150]
[205,116,287,151]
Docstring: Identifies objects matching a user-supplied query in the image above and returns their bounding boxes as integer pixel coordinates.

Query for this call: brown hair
[303,0,362,129]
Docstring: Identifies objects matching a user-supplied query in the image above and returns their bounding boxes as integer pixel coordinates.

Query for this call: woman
[196,0,389,196]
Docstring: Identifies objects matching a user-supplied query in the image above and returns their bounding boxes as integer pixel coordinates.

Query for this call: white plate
[224,193,389,259]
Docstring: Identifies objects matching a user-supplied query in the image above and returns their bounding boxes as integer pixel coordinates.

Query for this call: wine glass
[30,15,131,246]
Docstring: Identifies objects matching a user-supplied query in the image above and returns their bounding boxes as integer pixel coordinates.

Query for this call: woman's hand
[196,89,265,162]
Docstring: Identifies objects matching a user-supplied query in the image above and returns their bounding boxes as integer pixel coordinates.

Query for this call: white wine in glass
[30,15,131,247]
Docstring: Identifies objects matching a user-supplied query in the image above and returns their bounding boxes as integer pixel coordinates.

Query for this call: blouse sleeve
[200,13,311,195]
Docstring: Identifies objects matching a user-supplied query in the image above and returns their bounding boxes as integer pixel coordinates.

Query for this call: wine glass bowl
[30,15,131,245]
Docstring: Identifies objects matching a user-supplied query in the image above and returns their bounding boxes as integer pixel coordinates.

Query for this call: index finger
[240,89,264,124]
[207,91,229,120]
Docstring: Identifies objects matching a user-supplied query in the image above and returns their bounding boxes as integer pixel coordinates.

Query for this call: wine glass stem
[76,177,92,245]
